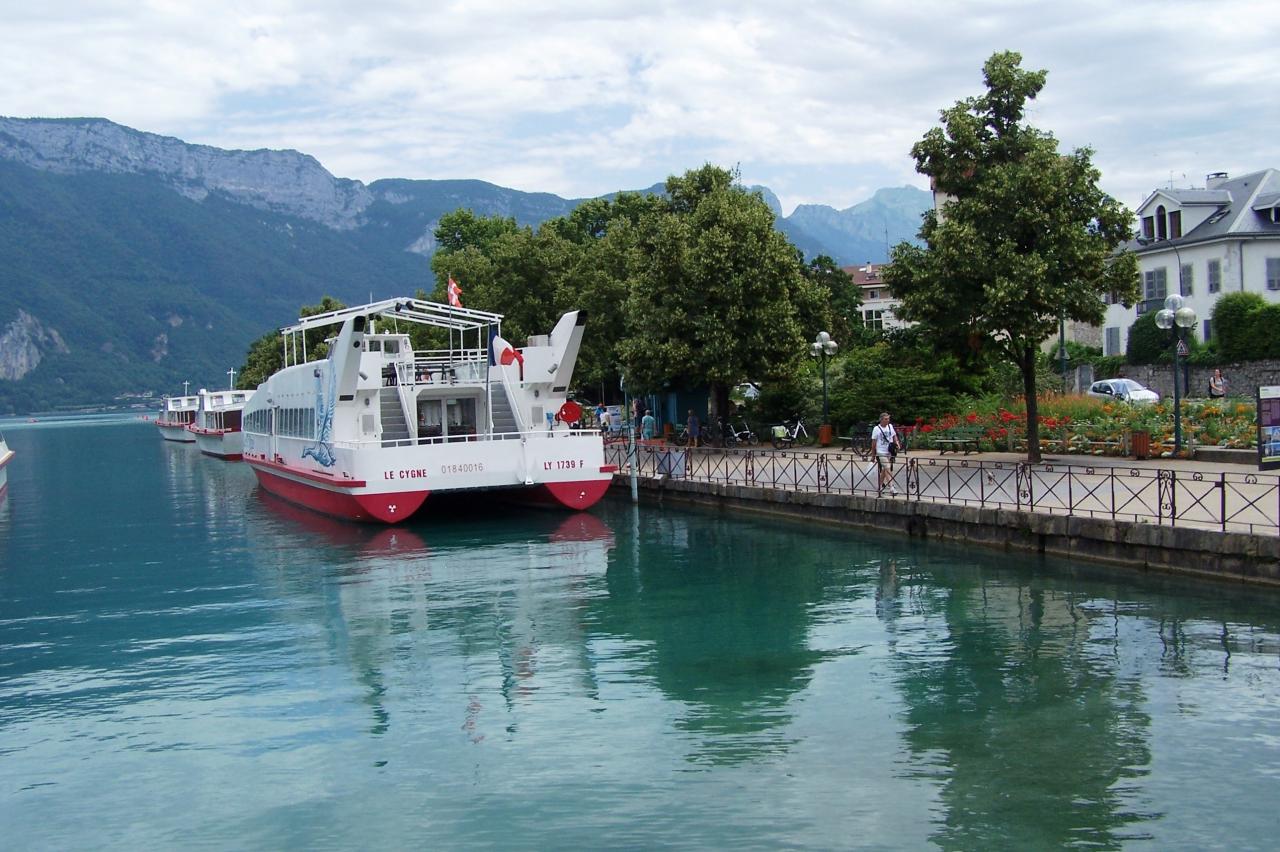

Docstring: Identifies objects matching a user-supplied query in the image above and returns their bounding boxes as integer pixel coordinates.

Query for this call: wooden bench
[934,425,984,454]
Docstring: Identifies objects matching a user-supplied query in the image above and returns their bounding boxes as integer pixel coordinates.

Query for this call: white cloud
[2,0,1278,212]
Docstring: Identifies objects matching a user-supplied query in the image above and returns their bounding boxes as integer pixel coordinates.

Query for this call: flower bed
[910,396,1257,457]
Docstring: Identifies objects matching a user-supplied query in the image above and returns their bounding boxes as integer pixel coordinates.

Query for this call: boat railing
[391,354,488,387]
[331,427,600,450]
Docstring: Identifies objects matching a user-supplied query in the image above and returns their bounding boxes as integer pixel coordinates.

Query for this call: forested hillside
[0,162,426,413]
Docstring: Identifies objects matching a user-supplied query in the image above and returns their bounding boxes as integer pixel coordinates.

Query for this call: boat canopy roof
[282,297,504,335]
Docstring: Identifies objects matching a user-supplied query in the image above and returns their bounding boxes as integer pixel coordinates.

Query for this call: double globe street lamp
[1154,294,1197,456]
[810,331,838,445]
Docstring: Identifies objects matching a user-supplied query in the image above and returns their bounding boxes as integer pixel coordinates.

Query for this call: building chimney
[1206,172,1229,190]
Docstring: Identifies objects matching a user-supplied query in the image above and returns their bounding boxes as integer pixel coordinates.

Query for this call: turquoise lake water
[2,418,1279,850]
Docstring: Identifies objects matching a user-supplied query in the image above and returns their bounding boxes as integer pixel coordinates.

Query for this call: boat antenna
[227,368,237,390]
[183,380,190,396]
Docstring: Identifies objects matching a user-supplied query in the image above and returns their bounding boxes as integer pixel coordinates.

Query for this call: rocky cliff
[0,117,929,263]
[0,310,69,381]
[0,117,373,230]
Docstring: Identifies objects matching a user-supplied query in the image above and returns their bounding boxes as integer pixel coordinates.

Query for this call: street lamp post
[1155,294,1197,456]
[810,331,838,445]
[1059,310,1068,393]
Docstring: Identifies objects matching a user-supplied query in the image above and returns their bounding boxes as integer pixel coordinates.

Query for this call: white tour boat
[189,386,253,460]
[156,394,198,442]
[0,430,12,501]
[241,297,615,523]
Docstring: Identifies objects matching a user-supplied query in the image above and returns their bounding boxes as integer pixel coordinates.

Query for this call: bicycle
[770,417,809,449]
[727,420,759,446]
[670,423,690,446]
[702,419,722,447]
[842,428,874,460]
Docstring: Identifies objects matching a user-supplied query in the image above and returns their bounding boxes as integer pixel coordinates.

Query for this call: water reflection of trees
[876,553,1280,849]
[590,509,865,765]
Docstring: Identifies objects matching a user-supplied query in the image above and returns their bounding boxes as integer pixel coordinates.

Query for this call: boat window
[383,339,400,354]
[417,399,443,440]
[446,398,477,441]
[367,340,381,352]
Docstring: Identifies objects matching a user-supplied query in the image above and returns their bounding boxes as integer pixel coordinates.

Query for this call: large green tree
[885,52,1139,461]
[618,165,820,418]
[805,254,862,345]
[548,194,661,396]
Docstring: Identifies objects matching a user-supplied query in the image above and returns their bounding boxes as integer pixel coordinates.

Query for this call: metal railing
[605,444,1280,536]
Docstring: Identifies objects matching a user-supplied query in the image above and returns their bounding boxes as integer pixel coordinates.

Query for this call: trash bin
[1131,430,1150,460]
[818,424,834,447]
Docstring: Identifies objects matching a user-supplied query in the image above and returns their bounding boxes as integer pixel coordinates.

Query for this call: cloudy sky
[3,0,1277,214]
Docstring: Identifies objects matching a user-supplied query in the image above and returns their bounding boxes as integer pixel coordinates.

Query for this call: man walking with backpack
[873,412,901,496]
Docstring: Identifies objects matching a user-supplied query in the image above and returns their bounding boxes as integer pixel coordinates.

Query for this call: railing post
[1220,472,1227,533]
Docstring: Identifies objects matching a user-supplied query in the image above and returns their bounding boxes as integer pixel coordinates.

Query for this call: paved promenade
[608,442,1279,536]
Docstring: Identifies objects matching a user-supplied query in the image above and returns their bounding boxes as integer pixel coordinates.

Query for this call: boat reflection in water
[0,430,12,503]
[255,488,432,558]
[247,491,615,736]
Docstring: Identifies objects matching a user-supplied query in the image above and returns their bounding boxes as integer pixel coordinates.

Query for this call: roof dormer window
[1169,209,1182,238]
[1156,205,1168,240]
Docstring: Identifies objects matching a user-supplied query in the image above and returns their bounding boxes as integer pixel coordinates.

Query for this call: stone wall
[616,477,1280,587]
[1115,359,1280,400]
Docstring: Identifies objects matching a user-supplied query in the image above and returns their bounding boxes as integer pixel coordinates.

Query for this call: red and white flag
[447,276,463,307]
[492,334,524,380]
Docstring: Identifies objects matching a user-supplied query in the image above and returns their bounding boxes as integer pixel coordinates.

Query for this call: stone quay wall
[615,477,1280,587]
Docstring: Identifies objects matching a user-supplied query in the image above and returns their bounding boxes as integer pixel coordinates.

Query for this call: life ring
[557,401,583,425]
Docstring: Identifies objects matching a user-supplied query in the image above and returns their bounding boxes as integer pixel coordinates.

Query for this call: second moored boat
[189,386,253,460]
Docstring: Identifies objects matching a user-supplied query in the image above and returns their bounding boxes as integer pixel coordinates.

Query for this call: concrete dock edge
[614,475,1280,587]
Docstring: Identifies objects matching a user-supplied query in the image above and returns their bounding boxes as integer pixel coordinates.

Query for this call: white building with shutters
[1102,169,1280,357]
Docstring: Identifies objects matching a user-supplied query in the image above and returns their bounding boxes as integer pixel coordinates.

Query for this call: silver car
[1087,379,1160,404]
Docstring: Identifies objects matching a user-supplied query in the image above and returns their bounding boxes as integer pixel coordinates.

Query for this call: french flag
[492,334,524,380]
[447,276,463,307]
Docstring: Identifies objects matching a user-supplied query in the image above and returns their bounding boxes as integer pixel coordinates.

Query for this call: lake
[2,418,1278,849]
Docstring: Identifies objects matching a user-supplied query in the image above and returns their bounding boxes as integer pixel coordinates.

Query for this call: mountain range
[0,117,930,413]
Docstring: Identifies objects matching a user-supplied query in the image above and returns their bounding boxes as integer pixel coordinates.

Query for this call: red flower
[966,412,979,424]
[921,424,934,433]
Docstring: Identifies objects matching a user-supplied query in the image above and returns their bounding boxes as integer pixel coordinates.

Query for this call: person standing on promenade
[642,409,656,441]
[687,409,701,448]
[873,412,901,495]
[1209,369,1227,399]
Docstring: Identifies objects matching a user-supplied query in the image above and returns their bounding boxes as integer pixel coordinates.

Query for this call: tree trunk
[1022,345,1041,463]
[708,382,731,423]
